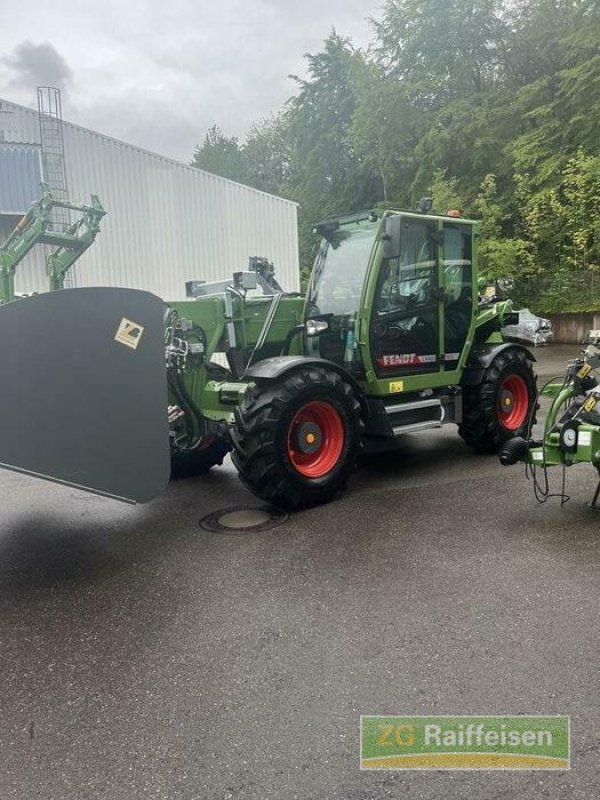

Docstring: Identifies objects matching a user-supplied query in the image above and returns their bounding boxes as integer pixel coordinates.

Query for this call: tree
[189,1,600,311]
[287,32,371,214]
[472,173,534,279]
[556,150,600,272]
[349,59,419,204]
[191,125,245,183]
[504,1,600,189]
[428,168,464,213]
[242,114,292,197]
[503,0,598,88]
[372,0,508,106]
[286,32,379,268]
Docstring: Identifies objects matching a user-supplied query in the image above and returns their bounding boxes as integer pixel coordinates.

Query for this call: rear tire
[170,436,230,479]
[170,361,232,479]
[459,348,537,453]
[231,367,362,509]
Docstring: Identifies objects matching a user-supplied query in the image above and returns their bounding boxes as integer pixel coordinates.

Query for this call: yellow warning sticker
[389,381,404,393]
[583,394,598,413]
[114,317,144,350]
[577,363,593,379]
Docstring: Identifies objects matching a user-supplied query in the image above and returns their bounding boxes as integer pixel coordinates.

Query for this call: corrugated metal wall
[0,99,300,299]
[0,145,43,214]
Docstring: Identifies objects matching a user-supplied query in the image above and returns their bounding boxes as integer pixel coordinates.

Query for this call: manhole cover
[200,505,288,534]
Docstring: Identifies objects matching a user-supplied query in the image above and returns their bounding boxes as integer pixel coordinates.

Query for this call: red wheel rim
[498,374,529,430]
[287,400,345,478]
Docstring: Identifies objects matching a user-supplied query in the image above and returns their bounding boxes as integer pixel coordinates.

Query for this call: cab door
[441,222,474,371]
[370,217,442,377]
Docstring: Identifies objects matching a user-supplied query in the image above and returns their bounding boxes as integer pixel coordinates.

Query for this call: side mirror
[383,215,402,260]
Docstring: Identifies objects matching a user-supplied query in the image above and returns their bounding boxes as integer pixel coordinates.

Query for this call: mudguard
[0,288,170,503]
[244,355,364,392]
[461,342,536,386]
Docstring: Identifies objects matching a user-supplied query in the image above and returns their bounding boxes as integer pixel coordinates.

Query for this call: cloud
[0,2,375,162]
[3,41,72,93]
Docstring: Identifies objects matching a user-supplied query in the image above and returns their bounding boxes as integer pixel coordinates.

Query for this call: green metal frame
[166,293,306,438]
[0,184,106,303]
[526,373,600,471]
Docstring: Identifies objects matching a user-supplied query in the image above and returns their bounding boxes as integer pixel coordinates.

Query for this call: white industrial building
[0,96,300,299]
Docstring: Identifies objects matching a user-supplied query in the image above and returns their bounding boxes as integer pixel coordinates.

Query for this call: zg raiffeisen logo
[360,716,570,770]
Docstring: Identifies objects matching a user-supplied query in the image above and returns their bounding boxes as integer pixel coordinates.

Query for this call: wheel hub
[287,400,345,478]
[499,389,515,412]
[498,374,529,430]
[295,421,322,454]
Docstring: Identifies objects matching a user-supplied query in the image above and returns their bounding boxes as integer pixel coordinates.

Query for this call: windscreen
[308,220,377,317]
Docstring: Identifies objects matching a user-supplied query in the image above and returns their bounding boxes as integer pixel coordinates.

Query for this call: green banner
[360,716,570,770]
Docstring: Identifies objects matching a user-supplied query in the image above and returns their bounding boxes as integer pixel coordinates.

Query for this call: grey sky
[0,0,376,162]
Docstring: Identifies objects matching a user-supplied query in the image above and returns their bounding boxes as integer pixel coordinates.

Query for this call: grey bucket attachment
[0,287,170,503]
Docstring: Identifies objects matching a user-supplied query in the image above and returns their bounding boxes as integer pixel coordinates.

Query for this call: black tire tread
[231,367,362,508]
[459,348,537,453]
[170,438,231,479]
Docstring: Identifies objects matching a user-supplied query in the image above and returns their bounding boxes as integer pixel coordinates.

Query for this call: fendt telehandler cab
[0,200,537,508]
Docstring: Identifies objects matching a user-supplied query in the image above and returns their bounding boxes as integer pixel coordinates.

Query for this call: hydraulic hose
[168,367,207,452]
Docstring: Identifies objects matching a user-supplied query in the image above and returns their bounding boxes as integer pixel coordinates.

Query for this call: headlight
[305,319,329,336]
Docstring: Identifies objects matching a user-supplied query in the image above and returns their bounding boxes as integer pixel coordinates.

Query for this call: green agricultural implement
[0,202,538,508]
[0,184,106,303]
[500,333,600,507]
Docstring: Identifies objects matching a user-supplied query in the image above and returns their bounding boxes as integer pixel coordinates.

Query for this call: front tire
[231,367,362,509]
[459,348,537,453]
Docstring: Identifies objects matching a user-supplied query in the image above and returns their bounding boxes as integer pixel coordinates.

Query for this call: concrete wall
[546,313,600,344]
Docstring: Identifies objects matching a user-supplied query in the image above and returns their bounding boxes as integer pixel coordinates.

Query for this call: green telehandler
[0,201,538,508]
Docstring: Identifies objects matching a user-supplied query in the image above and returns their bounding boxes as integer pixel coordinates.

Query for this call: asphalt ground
[0,344,598,800]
